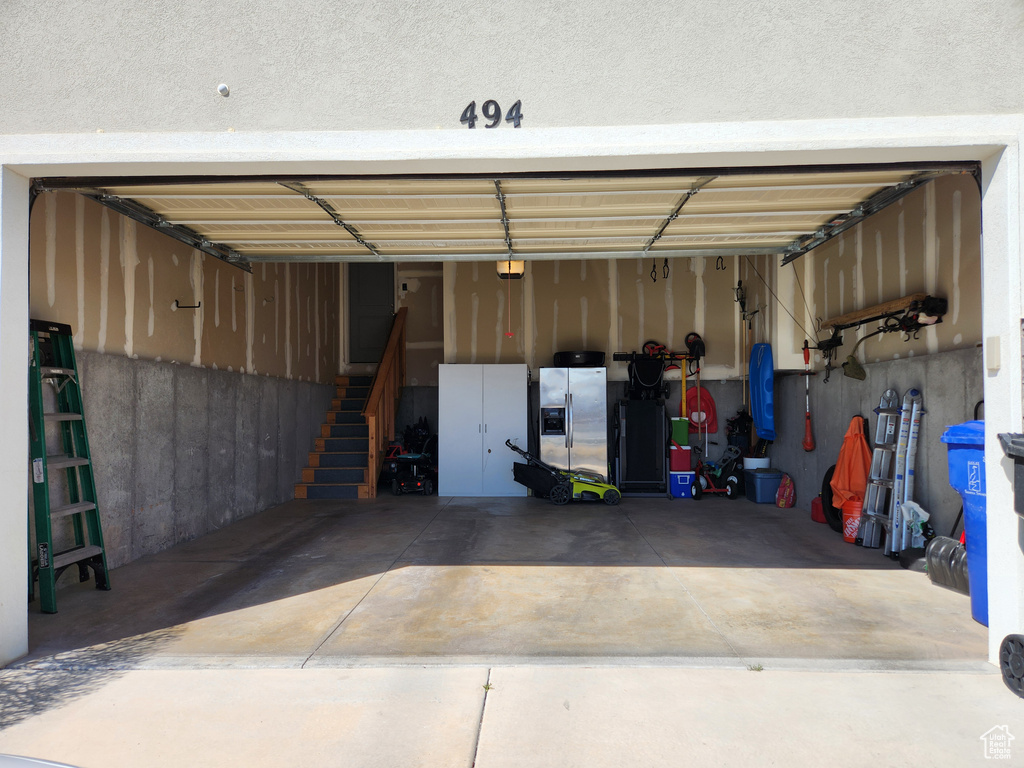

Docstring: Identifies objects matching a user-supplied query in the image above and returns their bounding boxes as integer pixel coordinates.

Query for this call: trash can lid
[940,420,985,445]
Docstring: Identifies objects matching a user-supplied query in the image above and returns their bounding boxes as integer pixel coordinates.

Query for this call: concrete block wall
[771,346,983,538]
[39,350,334,570]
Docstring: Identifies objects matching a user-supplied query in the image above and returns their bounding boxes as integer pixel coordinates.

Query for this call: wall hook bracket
[175,299,201,310]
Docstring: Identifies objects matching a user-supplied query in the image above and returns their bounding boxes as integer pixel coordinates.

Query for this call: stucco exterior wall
[29,192,340,383]
[2,2,1022,135]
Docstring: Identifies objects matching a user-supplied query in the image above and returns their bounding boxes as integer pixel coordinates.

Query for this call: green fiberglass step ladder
[28,319,110,613]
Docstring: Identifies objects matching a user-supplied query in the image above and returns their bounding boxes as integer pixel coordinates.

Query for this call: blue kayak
[749,343,776,440]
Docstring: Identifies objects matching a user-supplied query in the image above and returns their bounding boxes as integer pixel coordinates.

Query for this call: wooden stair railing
[361,307,408,498]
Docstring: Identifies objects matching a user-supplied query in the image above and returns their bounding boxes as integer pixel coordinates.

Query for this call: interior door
[348,263,395,363]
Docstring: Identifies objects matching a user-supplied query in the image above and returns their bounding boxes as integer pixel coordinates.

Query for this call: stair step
[322,423,369,438]
[51,501,96,520]
[315,436,370,453]
[46,455,90,470]
[294,483,364,500]
[334,375,374,387]
[303,467,368,483]
[52,544,103,571]
[44,412,83,422]
[331,397,366,412]
[309,451,369,468]
[336,386,370,400]
[326,410,367,425]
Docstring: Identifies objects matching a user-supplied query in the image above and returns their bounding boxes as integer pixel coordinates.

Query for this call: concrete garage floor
[3,495,1018,768]
[15,494,987,667]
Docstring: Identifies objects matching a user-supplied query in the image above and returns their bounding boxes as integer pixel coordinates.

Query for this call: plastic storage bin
[941,420,988,626]
[669,444,693,471]
[671,417,689,446]
[744,469,783,503]
[669,471,696,499]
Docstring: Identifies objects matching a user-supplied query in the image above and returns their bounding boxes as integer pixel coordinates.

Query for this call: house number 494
[460,100,523,129]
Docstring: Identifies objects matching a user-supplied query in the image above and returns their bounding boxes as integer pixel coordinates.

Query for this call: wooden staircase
[295,375,374,499]
[295,307,408,500]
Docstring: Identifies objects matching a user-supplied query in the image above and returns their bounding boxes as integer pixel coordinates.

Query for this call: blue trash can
[940,420,987,626]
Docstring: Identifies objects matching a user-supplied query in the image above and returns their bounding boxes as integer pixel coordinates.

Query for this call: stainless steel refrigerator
[539,367,608,481]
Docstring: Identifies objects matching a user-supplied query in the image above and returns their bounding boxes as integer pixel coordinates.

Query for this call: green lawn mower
[506,440,621,505]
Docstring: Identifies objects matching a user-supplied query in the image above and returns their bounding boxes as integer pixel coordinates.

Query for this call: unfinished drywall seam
[443,262,456,363]
[214,270,221,328]
[494,287,504,363]
[230,274,237,333]
[470,292,479,364]
[952,189,963,328]
[924,182,939,354]
[664,262,674,351]
[693,257,706,346]
[634,264,643,350]
[45,194,55,307]
[294,267,300,378]
[189,249,204,367]
[120,217,138,358]
[75,195,84,349]
[98,208,110,354]
[898,208,907,298]
[550,297,558,358]
[245,270,255,374]
[147,257,154,337]
[580,295,589,349]
[524,261,535,370]
[609,259,620,360]
[285,263,292,379]
[314,264,320,382]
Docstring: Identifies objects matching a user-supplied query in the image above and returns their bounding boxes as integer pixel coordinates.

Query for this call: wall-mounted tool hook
[174,299,201,309]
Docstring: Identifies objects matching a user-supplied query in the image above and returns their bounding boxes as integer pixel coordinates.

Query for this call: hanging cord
[650,259,657,283]
[504,256,514,338]
[790,261,819,343]
[663,258,670,279]
[743,256,815,341]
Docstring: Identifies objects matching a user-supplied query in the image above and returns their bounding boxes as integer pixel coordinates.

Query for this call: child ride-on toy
[691,444,744,500]
[506,440,621,505]
[391,435,437,496]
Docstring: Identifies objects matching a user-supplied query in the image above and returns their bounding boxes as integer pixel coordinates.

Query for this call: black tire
[821,464,842,532]
[698,474,709,491]
[422,478,433,496]
[691,481,703,500]
[725,479,739,499]
[999,634,1024,698]
[603,488,621,505]
[550,482,571,506]
[392,478,401,496]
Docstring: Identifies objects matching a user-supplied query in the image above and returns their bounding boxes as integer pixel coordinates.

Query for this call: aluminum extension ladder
[858,388,900,549]
[28,319,110,613]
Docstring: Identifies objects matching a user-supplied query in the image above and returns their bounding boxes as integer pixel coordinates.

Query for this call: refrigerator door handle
[565,394,570,449]
[569,393,574,448]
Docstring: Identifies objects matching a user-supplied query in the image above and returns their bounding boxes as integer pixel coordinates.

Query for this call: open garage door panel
[36,164,976,269]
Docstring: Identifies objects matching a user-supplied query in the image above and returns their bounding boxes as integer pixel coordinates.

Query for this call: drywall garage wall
[444,254,775,379]
[770,173,982,536]
[28,192,341,569]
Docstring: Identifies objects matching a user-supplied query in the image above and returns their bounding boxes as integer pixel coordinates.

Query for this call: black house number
[460,100,523,129]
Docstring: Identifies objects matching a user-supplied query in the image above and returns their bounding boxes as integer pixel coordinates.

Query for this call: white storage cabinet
[438,364,528,496]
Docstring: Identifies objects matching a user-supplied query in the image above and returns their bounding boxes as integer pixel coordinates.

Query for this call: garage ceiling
[38,165,976,271]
